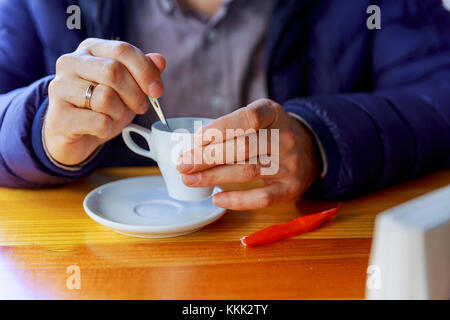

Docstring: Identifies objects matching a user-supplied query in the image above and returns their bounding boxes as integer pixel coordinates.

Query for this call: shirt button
[211,96,225,110]
[206,28,218,42]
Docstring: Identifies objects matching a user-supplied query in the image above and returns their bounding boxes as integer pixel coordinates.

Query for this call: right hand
[44,38,166,166]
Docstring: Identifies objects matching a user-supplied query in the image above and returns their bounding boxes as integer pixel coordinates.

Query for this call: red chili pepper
[240,203,342,247]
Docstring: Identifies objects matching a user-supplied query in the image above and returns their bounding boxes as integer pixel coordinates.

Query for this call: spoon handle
[148,97,171,131]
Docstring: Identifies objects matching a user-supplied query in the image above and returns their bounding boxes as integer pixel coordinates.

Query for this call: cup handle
[122,124,156,161]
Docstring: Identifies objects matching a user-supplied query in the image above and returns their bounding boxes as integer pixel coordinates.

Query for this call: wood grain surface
[0,167,448,299]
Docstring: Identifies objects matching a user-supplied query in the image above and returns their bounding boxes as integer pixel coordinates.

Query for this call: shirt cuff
[288,112,327,178]
[31,97,108,178]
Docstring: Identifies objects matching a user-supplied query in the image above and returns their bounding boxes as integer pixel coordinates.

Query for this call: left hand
[177,99,320,210]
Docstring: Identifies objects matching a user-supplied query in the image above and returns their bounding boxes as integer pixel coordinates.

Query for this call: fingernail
[212,194,226,208]
[177,163,193,173]
[148,80,164,98]
[183,173,201,186]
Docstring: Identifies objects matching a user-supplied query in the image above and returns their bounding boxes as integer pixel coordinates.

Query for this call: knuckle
[245,106,263,129]
[112,41,133,58]
[204,144,222,165]
[235,136,247,157]
[141,62,159,85]
[270,101,284,114]
[115,105,127,120]
[203,149,213,165]
[141,69,157,87]
[95,115,112,137]
[257,98,275,111]
[55,54,72,72]
[258,98,274,107]
[96,85,115,109]
[79,38,96,49]
[235,197,244,208]
[133,94,149,113]
[48,78,62,96]
[245,99,276,129]
[257,98,282,112]
[242,164,259,180]
[103,60,124,84]
[196,172,206,185]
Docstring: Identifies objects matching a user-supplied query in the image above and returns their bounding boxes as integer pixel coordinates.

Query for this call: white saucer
[83,176,226,238]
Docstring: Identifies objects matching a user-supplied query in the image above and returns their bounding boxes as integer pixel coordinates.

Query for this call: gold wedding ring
[84,83,97,109]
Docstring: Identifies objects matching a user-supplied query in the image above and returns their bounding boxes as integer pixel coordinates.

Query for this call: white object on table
[366,185,450,300]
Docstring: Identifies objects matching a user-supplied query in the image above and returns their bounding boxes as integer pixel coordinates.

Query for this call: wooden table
[0,167,448,299]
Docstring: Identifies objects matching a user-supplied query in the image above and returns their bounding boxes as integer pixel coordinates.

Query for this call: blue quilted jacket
[0,0,449,200]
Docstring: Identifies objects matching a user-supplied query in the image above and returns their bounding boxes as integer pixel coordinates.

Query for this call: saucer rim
[83,176,226,235]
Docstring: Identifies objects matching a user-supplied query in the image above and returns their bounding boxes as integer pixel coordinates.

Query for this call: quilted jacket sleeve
[285,0,450,200]
[0,0,104,187]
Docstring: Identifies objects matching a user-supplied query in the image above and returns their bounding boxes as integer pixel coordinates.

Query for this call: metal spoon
[148,96,172,132]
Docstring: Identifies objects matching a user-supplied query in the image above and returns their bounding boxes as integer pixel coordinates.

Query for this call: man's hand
[177,99,320,210]
[45,38,166,165]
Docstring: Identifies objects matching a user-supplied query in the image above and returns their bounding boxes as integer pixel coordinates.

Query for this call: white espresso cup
[122,117,214,201]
